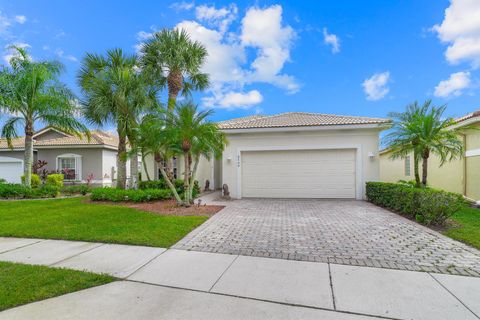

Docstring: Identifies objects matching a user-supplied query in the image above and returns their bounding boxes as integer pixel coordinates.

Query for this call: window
[57,154,81,180]
[404,156,411,176]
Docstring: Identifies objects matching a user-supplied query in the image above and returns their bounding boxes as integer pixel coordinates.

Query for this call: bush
[62,185,91,196]
[46,174,64,188]
[31,185,60,198]
[140,178,201,199]
[90,187,172,203]
[0,183,31,198]
[366,182,465,225]
[21,174,41,188]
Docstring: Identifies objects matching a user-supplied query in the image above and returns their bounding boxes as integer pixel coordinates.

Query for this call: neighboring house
[0,127,122,185]
[380,110,480,202]
[142,112,390,199]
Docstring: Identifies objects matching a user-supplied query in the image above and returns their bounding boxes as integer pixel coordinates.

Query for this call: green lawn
[0,261,114,311]
[0,197,208,247]
[444,206,480,250]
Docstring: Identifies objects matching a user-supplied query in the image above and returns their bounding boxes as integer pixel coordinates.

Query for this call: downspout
[462,133,467,197]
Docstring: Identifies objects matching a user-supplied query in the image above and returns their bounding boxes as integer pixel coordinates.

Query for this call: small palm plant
[384,100,464,187]
[138,102,226,206]
[0,46,89,186]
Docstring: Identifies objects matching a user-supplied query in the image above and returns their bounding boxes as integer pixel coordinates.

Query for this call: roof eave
[220,123,391,134]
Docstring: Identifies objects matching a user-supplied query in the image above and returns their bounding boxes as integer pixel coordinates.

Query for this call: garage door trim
[236,145,363,200]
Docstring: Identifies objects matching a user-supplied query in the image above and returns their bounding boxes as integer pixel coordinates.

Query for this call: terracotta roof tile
[217,112,390,130]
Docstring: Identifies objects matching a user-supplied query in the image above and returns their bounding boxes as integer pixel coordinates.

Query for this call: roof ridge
[274,111,387,120]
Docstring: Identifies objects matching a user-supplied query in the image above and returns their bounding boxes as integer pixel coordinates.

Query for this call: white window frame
[56,153,82,181]
[404,156,411,176]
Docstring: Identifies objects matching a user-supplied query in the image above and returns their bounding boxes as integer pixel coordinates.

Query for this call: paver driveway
[174,198,480,276]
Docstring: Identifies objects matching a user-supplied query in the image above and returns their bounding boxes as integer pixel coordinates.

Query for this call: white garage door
[0,157,23,183]
[241,149,356,199]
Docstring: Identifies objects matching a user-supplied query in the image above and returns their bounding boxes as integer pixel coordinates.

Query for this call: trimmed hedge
[90,187,172,203]
[62,185,91,196]
[46,174,64,188]
[366,182,464,225]
[0,183,59,199]
[139,179,200,198]
[21,174,41,188]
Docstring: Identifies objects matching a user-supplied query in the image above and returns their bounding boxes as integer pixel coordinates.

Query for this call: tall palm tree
[0,46,89,186]
[140,29,210,111]
[78,48,155,189]
[384,100,464,187]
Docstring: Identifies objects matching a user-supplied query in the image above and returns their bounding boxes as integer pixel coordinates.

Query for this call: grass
[0,197,208,247]
[444,206,480,250]
[0,261,114,311]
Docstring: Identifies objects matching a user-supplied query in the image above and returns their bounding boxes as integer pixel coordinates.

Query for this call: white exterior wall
[221,128,382,199]
[102,149,117,186]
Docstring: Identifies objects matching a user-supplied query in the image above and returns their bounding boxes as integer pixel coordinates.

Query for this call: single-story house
[380,110,480,202]
[0,127,124,185]
[142,112,391,200]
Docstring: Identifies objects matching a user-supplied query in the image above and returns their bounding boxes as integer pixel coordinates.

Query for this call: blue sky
[0,0,479,128]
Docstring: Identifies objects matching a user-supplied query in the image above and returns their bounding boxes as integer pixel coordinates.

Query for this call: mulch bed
[90,199,224,217]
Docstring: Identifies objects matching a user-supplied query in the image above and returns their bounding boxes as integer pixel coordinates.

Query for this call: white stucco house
[142,112,391,200]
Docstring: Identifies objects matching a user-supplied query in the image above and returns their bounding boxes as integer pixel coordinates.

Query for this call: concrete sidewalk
[1,237,479,320]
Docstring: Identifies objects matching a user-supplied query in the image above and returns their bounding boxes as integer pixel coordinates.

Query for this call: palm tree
[78,48,155,189]
[140,29,210,111]
[384,100,464,187]
[138,102,226,206]
[0,46,89,187]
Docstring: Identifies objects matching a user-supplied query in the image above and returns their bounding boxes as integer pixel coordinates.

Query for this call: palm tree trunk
[130,153,138,189]
[421,156,429,187]
[142,153,151,181]
[167,70,183,111]
[183,152,190,206]
[413,150,421,188]
[158,161,183,204]
[116,133,127,189]
[23,121,34,187]
[188,156,200,204]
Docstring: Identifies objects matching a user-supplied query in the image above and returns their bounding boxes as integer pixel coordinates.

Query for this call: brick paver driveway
[174,198,480,276]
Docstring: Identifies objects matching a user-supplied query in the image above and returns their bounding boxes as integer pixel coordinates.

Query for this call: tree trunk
[413,150,421,188]
[116,133,127,189]
[142,153,151,181]
[23,121,34,187]
[158,161,183,204]
[183,152,190,206]
[130,153,139,189]
[167,70,183,111]
[421,149,430,187]
[188,156,200,204]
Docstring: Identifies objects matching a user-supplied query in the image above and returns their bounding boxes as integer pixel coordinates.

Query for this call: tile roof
[217,112,390,130]
[0,129,118,149]
[455,109,480,124]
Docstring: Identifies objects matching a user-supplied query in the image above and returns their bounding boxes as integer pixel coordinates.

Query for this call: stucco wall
[37,148,104,182]
[34,130,67,141]
[0,150,27,161]
[221,128,382,199]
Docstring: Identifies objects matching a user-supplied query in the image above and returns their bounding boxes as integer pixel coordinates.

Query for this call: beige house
[380,110,480,202]
[0,127,122,185]
[143,112,390,200]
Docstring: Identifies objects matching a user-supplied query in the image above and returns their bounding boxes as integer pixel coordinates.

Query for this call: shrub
[366,182,464,225]
[90,187,172,203]
[62,185,91,196]
[0,183,31,198]
[46,174,64,188]
[140,178,200,199]
[21,174,41,188]
[30,185,60,198]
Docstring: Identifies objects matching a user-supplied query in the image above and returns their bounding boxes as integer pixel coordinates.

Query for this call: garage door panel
[0,160,23,183]
[241,149,356,199]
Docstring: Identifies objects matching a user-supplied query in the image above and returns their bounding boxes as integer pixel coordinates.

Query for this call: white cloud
[136,30,154,41]
[434,71,471,97]
[323,28,340,53]
[169,1,194,11]
[202,90,263,109]
[241,5,299,93]
[432,0,480,68]
[195,4,237,34]
[14,15,26,24]
[55,49,78,62]
[3,42,31,64]
[362,71,390,101]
